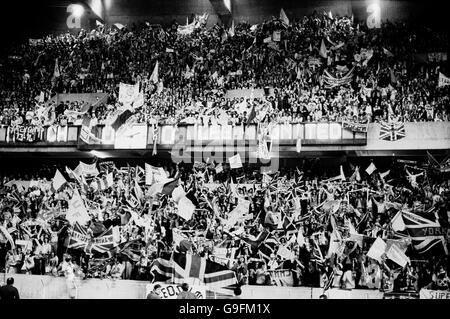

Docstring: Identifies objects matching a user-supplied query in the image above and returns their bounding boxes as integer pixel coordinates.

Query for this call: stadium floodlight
[72,4,85,18]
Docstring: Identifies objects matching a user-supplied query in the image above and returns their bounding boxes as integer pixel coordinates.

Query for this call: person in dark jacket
[146,284,162,299]
[0,277,20,300]
[177,283,197,299]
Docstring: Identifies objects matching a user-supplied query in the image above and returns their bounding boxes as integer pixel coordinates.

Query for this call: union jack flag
[311,237,326,266]
[67,222,116,256]
[150,257,174,283]
[257,234,278,262]
[171,252,237,288]
[401,211,448,255]
[379,121,406,141]
[67,222,90,251]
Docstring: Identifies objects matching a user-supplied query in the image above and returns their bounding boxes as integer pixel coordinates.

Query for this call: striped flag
[67,222,90,251]
[323,268,337,292]
[239,228,270,251]
[91,173,113,191]
[311,237,325,266]
[258,234,278,261]
[172,252,237,288]
[87,227,116,256]
[401,211,448,255]
[282,216,298,236]
[150,257,174,283]
[379,121,406,141]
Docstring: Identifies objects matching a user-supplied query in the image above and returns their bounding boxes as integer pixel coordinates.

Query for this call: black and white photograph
[0,0,449,306]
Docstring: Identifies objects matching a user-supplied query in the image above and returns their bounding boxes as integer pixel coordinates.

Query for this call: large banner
[420,289,450,299]
[342,121,368,133]
[114,124,147,149]
[9,125,44,142]
[146,283,206,299]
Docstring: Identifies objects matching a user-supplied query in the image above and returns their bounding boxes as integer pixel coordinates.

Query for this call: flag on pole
[228,20,235,37]
[229,154,243,169]
[172,252,237,288]
[247,105,256,123]
[391,211,406,232]
[438,72,450,88]
[319,39,328,58]
[150,61,159,84]
[52,169,66,191]
[177,196,196,221]
[402,211,448,255]
[280,8,289,26]
[383,48,394,57]
[365,163,377,175]
[339,165,346,181]
[386,243,410,268]
[215,163,223,174]
[114,23,125,30]
[367,237,387,263]
[379,121,406,141]
[53,58,60,78]
[66,189,90,226]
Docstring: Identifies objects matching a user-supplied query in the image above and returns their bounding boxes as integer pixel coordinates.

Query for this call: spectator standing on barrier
[177,283,197,299]
[0,277,20,300]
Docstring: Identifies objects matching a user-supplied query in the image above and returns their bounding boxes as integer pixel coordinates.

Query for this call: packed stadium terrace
[0,13,449,128]
[0,10,450,297]
[0,157,449,292]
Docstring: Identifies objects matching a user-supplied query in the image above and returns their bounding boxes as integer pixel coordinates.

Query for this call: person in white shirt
[267,254,279,270]
[110,259,124,279]
[340,264,355,289]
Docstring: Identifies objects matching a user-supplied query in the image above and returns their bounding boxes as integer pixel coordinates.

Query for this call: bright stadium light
[72,4,85,18]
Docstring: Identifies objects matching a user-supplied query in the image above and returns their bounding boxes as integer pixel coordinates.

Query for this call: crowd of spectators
[0,12,449,130]
[0,157,449,292]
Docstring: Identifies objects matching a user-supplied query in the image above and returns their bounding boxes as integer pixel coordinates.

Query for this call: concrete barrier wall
[0,273,383,299]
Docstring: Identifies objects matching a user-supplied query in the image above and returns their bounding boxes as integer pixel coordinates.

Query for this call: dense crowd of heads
[0,13,449,128]
[0,157,449,292]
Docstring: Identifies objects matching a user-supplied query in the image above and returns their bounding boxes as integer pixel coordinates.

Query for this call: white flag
[66,190,90,226]
[215,163,223,173]
[319,39,328,58]
[177,196,195,220]
[106,173,114,188]
[380,170,390,180]
[391,211,406,232]
[172,185,186,203]
[386,243,410,268]
[339,165,346,181]
[280,8,289,26]
[52,169,66,191]
[145,164,168,185]
[438,72,450,88]
[150,61,159,84]
[229,154,243,169]
[365,162,377,175]
[228,20,235,37]
[114,23,125,30]
[277,245,295,260]
[297,228,305,246]
[367,237,387,263]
